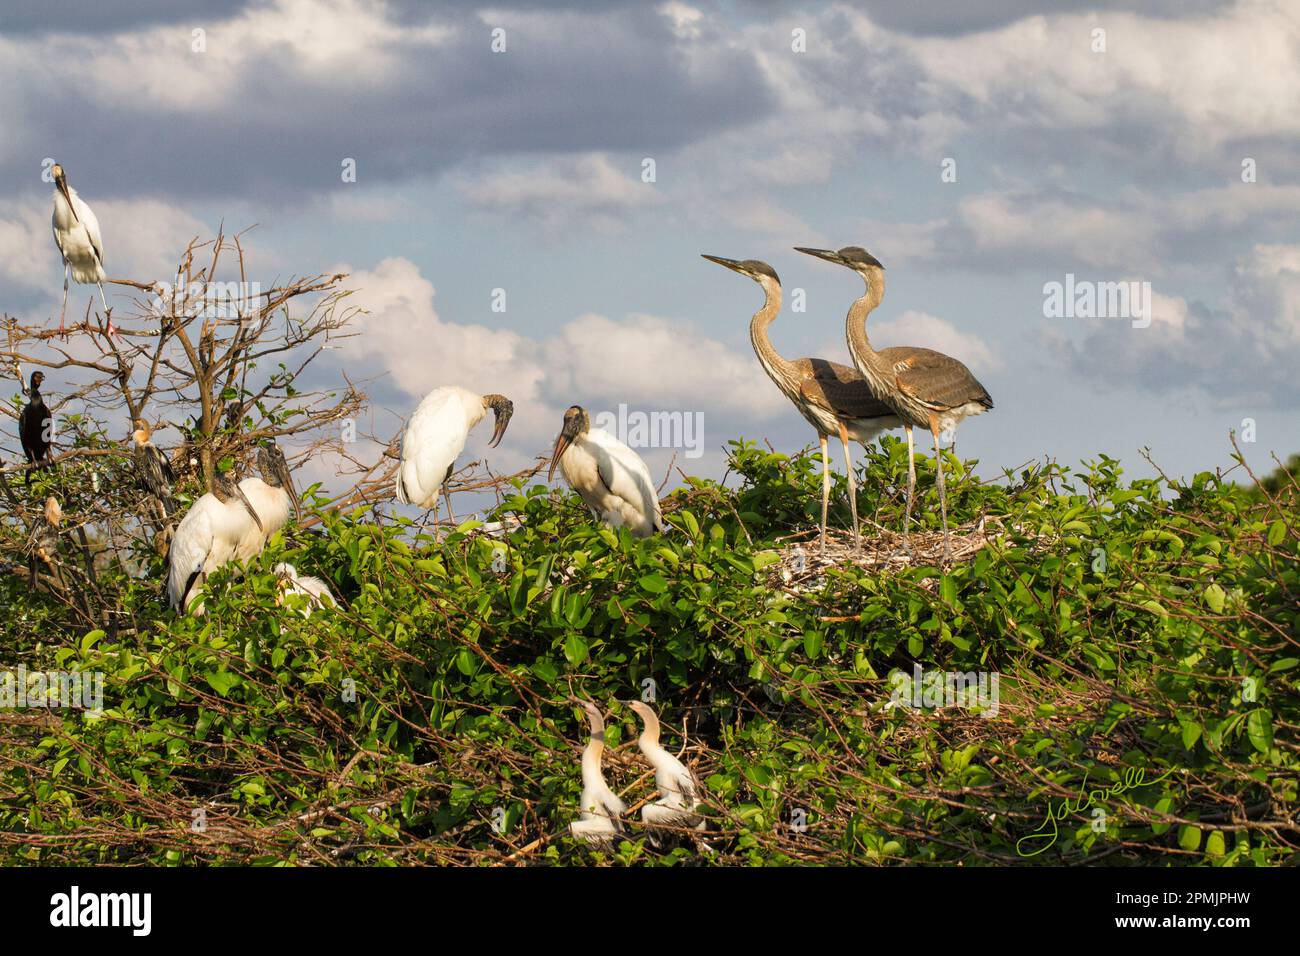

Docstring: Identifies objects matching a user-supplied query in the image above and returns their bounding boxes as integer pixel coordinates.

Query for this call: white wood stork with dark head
[50,163,110,336]
[549,405,664,538]
[625,700,704,841]
[233,444,300,559]
[395,386,513,521]
[569,698,626,848]
[166,445,299,614]
[166,470,263,614]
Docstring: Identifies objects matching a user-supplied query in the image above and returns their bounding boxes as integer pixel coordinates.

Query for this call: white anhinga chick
[625,700,704,838]
[569,698,627,848]
[274,562,336,616]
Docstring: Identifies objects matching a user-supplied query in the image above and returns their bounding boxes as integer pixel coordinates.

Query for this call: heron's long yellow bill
[701,253,743,271]
[793,246,843,264]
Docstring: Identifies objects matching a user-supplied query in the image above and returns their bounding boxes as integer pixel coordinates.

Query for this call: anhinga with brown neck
[795,246,993,561]
[703,254,900,550]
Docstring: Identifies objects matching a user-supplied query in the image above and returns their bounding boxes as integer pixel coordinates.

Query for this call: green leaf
[1178,825,1202,852]
[564,632,589,666]
[1203,583,1225,614]
[1267,519,1286,546]
[205,670,240,697]
[637,572,669,594]
[1246,709,1273,754]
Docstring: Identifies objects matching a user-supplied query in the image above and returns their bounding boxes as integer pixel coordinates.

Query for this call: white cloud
[458,153,661,232]
[542,312,787,418]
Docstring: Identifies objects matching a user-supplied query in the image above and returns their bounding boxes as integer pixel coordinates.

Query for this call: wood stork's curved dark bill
[548,405,588,483]
[484,393,513,448]
[52,165,80,226]
[213,470,264,533]
[258,444,300,521]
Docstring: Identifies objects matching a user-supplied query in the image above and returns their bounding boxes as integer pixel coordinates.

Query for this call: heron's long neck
[846,268,892,383]
[748,279,801,395]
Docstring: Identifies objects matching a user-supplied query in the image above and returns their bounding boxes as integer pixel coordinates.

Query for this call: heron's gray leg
[837,420,860,551]
[902,425,916,554]
[818,432,831,549]
[931,421,951,563]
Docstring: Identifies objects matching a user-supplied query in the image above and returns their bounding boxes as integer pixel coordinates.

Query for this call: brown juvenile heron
[703,254,900,550]
[796,246,993,561]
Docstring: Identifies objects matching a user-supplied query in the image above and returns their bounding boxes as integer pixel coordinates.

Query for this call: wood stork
[27,496,62,587]
[50,163,111,337]
[569,698,627,848]
[233,444,300,559]
[395,386,513,522]
[704,254,901,549]
[132,419,177,517]
[549,405,664,538]
[796,247,994,560]
[19,371,52,486]
[625,700,704,843]
[166,469,265,614]
[274,562,336,616]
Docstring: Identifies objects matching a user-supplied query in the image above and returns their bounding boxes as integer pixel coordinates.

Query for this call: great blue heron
[395,386,513,523]
[796,246,993,561]
[50,163,111,337]
[549,405,664,538]
[703,254,901,549]
[569,698,627,848]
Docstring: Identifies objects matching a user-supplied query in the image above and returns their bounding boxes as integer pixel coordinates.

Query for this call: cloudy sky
[3,0,1298,504]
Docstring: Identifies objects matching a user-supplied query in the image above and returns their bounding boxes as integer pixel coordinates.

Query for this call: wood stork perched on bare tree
[274,562,336,616]
[796,247,994,560]
[395,386,513,522]
[50,163,111,337]
[625,700,704,844]
[132,419,176,517]
[549,405,664,538]
[19,371,52,486]
[704,254,901,549]
[569,698,626,848]
[166,445,298,614]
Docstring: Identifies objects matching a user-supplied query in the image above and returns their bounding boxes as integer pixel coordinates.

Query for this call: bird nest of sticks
[768,515,1001,589]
